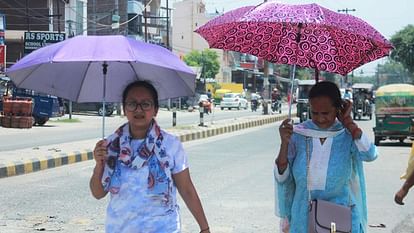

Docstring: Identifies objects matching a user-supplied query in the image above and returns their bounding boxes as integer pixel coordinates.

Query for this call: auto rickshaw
[351,83,374,120]
[373,84,414,145]
[296,79,315,122]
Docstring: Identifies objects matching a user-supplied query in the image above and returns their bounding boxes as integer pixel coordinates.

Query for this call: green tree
[390,24,414,74]
[183,49,220,80]
[377,60,412,85]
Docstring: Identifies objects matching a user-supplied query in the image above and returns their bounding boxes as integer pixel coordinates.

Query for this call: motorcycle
[271,99,282,114]
[251,99,258,112]
[300,103,310,123]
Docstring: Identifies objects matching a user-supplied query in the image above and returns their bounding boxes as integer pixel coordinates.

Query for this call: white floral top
[103,130,188,233]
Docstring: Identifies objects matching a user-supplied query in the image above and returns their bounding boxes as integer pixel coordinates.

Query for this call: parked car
[64,101,115,116]
[220,93,248,110]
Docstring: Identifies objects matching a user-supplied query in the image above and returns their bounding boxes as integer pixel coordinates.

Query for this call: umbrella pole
[288,64,297,120]
[102,62,108,139]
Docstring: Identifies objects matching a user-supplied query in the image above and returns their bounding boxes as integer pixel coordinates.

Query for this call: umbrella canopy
[195,2,393,76]
[6,35,196,102]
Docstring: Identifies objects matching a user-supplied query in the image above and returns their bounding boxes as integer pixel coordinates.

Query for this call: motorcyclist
[271,88,282,112]
[251,93,259,112]
[343,88,352,100]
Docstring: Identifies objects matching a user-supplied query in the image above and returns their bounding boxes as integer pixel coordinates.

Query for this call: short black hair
[308,81,342,108]
[122,80,159,109]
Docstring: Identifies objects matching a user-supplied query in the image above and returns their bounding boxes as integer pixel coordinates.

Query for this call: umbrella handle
[102,62,108,139]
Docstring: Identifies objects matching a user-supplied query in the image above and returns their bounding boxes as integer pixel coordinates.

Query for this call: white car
[220,93,248,110]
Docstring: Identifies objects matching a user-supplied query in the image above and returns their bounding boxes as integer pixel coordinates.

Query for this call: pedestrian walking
[89,80,210,233]
[394,142,414,205]
[274,81,377,232]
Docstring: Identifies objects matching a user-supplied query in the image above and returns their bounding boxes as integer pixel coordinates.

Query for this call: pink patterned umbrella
[196,2,392,118]
[195,2,393,76]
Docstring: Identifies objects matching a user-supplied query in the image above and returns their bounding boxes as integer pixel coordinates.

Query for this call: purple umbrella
[195,2,393,117]
[6,35,196,137]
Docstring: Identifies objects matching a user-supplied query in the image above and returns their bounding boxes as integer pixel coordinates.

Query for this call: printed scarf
[102,120,171,200]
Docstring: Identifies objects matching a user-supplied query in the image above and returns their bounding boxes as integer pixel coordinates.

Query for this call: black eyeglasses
[125,100,154,112]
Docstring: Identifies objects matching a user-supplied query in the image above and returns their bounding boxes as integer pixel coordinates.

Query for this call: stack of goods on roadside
[1,96,33,128]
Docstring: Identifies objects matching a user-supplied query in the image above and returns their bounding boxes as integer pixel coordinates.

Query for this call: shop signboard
[0,14,5,45]
[24,32,65,55]
[0,45,5,74]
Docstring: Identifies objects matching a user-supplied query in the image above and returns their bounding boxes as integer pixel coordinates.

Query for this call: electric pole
[113,0,119,34]
[337,8,356,14]
[26,0,30,31]
[166,0,170,49]
[144,0,148,42]
[93,0,96,35]
[263,0,270,98]
[337,8,356,88]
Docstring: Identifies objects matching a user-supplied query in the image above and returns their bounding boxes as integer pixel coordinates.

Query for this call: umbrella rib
[75,61,93,102]
[13,64,43,87]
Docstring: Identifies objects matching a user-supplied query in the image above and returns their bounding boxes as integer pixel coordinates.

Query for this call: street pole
[337,8,356,88]
[26,0,30,31]
[144,0,148,42]
[337,8,356,14]
[57,0,61,33]
[93,0,96,35]
[263,0,270,98]
[166,0,170,49]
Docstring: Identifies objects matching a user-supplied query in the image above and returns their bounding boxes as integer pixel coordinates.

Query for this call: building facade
[0,0,90,68]
[172,0,231,83]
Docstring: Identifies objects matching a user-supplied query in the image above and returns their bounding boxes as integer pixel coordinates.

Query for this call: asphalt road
[0,117,412,233]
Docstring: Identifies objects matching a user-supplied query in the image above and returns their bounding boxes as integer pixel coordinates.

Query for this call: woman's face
[309,96,337,129]
[123,86,158,133]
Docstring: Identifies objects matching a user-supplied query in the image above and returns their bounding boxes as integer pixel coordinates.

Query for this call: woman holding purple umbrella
[89,80,210,233]
[274,81,377,232]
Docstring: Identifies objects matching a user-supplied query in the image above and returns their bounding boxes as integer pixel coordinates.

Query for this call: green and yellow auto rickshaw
[373,84,414,145]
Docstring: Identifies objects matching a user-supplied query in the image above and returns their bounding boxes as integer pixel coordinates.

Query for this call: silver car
[220,93,248,110]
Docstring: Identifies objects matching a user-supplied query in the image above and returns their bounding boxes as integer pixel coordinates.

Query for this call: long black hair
[122,80,159,109]
[308,81,342,108]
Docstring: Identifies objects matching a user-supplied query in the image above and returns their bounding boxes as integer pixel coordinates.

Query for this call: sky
[195,0,414,76]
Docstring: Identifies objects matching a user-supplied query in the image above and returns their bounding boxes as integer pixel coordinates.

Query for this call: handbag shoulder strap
[306,136,352,206]
[305,136,311,203]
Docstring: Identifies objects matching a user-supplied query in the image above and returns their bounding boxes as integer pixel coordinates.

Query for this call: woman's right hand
[279,118,293,145]
[93,139,108,171]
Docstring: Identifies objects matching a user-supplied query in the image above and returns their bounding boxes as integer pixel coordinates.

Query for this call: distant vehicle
[0,76,62,126]
[220,93,248,110]
[374,84,414,145]
[64,101,115,116]
[352,83,374,120]
[213,89,232,105]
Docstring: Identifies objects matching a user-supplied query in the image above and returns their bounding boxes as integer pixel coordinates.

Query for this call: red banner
[0,45,5,73]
